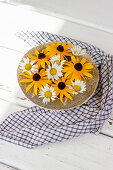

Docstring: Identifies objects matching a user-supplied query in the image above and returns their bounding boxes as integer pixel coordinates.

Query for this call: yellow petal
[19,79,33,83]
[66,88,73,94]
[65,44,72,49]
[56,90,60,96]
[65,80,72,85]
[25,71,32,76]
[27,54,35,58]
[46,60,50,65]
[83,71,93,78]
[19,74,31,78]
[80,58,86,65]
[60,92,64,103]
[71,73,76,81]
[48,51,56,57]
[83,63,94,69]
[26,81,34,93]
[62,67,72,72]
[64,71,72,78]
[79,72,85,81]
[62,41,66,47]
[64,92,73,100]
[64,50,72,53]
[57,41,61,46]
[71,56,76,63]
[41,71,47,76]
[51,41,56,47]
[62,77,65,82]
[46,46,53,51]
[65,62,74,67]
[35,50,39,57]
[76,57,79,63]
[41,61,45,68]
[34,83,38,95]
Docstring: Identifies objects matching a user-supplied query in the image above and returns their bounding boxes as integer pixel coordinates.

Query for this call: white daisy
[39,84,56,104]
[19,57,38,74]
[50,54,65,66]
[69,79,86,95]
[71,45,86,56]
[46,63,63,80]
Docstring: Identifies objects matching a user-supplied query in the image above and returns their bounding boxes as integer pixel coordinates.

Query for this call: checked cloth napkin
[0,31,112,149]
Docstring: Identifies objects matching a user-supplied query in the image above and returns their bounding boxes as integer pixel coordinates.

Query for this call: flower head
[46,63,63,80]
[19,69,51,95]
[50,54,65,66]
[39,84,56,104]
[19,57,38,74]
[52,77,73,103]
[62,57,93,81]
[71,45,86,56]
[69,80,86,95]
[46,41,72,60]
[28,49,50,68]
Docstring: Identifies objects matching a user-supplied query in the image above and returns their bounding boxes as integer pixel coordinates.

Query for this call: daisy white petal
[50,54,65,66]
[69,79,86,95]
[71,45,86,56]
[46,63,63,80]
[39,85,57,104]
[19,57,38,74]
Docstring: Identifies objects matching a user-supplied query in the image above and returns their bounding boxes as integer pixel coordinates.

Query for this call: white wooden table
[0,3,113,170]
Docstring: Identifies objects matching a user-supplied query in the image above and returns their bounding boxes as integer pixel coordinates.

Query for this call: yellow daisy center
[45,91,52,98]
[50,68,57,75]
[25,64,32,70]
[73,85,81,92]
[54,60,61,65]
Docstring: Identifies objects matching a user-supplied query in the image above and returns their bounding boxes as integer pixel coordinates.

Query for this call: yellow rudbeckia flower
[52,77,73,103]
[19,69,51,95]
[28,49,50,68]
[46,41,72,60]
[62,56,94,81]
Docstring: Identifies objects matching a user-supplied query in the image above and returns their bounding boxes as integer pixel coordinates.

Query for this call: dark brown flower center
[33,73,41,81]
[57,45,64,52]
[38,53,45,59]
[74,63,82,71]
[58,82,66,90]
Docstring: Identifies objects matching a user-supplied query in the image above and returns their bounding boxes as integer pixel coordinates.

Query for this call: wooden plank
[0,162,17,170]
[0,47,34,108]
[7,0,113,34]
[0,3,113,55]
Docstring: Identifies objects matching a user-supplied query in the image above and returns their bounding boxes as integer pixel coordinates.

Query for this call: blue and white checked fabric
[0,31,112,149]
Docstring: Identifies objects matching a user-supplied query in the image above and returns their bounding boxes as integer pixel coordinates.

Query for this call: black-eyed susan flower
[46,63,63,80]
[46,41,72,60]
[62,57,94,81]
[71,45,86,56]
[19,57,38,74]
[52,77,73,103]
[50,54,65,66]
[39,84,56,104]
[69,80,86,95]
[28,49,50,68]
[19,69,51,95]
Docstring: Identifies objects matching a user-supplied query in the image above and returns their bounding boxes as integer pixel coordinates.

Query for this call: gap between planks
[0,161,19,170]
